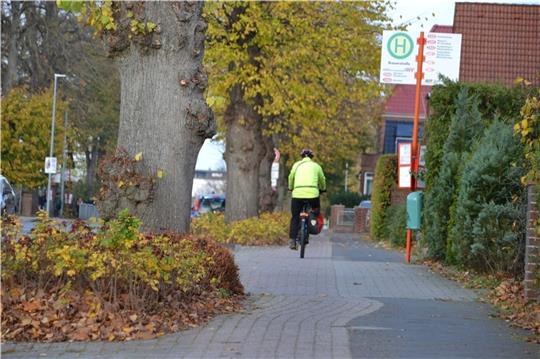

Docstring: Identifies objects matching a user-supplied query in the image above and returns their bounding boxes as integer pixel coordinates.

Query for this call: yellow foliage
[1,87,67,189]
[515,88,540,234]
[0,211,226,306]
[204,2,391,172]
[58,1,157,37]
[191,212,290,246]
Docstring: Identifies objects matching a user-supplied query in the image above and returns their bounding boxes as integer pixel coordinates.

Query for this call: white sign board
[44,157,57,174]
[398,166,411,189]
[398,143,411,165]
[380,31,462,85]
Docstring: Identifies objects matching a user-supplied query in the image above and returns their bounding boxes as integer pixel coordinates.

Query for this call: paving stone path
[2,232,537,358]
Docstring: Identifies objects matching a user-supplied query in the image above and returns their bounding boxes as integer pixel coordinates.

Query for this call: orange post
[406,228,412,263]
[406,32,426,264]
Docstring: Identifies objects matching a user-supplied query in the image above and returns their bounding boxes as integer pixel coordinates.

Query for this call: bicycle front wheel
[299,219,307,259]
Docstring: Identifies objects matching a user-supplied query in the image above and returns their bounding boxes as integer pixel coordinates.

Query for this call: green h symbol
[387,33,414,59]
[393,37,408,55]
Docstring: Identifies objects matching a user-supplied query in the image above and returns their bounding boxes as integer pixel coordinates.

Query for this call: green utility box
[406,191,423,230]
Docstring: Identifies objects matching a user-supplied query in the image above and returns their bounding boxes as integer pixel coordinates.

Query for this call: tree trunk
[3,1,20,94]
[85,148,97,189]
[275,154,290,212]
[25,4,44,92]
[259,134,276,213]
[115,2,215,232]
[85,144,103,190]
[224,84,265,223]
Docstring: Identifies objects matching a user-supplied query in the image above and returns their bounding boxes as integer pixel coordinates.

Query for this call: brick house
[358,3,540,195]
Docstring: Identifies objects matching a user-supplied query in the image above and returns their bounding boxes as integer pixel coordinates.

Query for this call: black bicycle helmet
[300,149,314,158]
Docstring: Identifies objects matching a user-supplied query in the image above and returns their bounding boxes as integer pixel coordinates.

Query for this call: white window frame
[363,172,374,195]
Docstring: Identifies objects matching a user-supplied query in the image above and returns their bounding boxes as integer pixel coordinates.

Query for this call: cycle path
[2,231,538,358]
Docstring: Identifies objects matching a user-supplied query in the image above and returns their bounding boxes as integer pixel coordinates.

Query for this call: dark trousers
[289,197,320,240]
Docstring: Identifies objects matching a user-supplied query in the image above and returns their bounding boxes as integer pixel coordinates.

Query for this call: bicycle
[296,201,311,259]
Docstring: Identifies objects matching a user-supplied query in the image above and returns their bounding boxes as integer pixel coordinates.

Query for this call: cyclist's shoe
[289,238,297,250]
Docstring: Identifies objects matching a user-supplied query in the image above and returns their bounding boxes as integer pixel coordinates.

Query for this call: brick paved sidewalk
[3,232,531,359]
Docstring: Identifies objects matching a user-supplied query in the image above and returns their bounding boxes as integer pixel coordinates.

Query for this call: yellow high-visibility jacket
[288,157,326,199]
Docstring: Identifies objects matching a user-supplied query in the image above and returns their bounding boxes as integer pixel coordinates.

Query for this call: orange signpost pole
[406,32,426,264]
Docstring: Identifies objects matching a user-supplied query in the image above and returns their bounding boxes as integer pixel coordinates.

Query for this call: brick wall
[329,205,354,233]
[353,207,369,233]
[391,188,409,206]
[524,184,540,302]
[330,205,343,229]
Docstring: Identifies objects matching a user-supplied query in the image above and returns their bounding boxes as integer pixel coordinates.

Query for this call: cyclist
[288,149,326,250]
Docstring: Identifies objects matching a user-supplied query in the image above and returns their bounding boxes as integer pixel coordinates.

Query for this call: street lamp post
[60,111,68,217]
[46,73,66,216]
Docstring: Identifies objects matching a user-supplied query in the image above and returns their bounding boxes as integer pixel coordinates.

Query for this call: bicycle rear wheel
[299,219,307,258]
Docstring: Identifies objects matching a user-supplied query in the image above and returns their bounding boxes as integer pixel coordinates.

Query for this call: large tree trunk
[3,1,20,94]
[115,2,215,232]
[259,134,276,213]
[224,84,265,223]
[24,4,44,92]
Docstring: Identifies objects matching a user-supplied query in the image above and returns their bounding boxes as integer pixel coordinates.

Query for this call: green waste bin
[406,191,423,230]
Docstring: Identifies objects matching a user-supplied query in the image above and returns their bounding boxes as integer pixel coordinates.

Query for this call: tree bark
[3,1,20,94]
[223,84,265,223]
[114,2,215,232]
[259,134,276,213]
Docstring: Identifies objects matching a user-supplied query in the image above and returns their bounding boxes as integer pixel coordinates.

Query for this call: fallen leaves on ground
[1,286,244,342]
[488,279,540,343]
[423,260,540,343]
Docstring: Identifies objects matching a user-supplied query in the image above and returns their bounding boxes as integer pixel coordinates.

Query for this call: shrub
[193,238,243,294]
[1,211,244,342]
[191,212,290,246]
[329,191,368,208]
[424,81,533,267]
[425,80,531,193]
[448,121,527,273]
[424,88,483,260]
[514,88,540,234]
[383,204,406,247]
[370,154,397,241]
[517,91,540,290]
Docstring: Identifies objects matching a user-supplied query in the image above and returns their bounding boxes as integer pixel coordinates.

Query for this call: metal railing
[336,208,355,226]
[79,203,99,220]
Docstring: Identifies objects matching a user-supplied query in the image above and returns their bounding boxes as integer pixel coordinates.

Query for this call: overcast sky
[195,0,539,170]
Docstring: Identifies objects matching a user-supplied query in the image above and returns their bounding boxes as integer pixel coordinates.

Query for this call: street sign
[380,31,462,85]
[45,157,57,174]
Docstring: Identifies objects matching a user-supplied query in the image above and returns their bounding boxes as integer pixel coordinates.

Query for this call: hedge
[370,154,397,241]
[448,121,526,273]
[423,80,534,273]
[423,88,483,259]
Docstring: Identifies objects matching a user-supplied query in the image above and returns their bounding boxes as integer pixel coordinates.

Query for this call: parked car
[0,175,16,215]
[358,200,371,209]
[192,194,225,217]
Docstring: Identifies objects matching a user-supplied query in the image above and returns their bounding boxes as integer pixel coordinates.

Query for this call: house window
[395,136,412,153]
[363,172,374,195]
[383,120,424,154]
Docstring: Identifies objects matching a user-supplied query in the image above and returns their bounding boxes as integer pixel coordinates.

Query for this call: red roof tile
[430,25,453,33]
[383,85,431,119]
[453,2,540,86]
